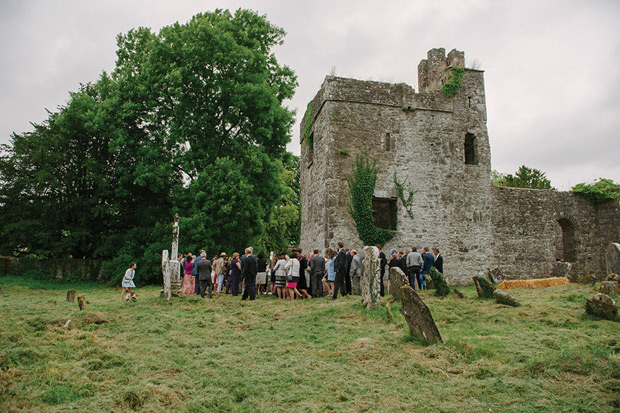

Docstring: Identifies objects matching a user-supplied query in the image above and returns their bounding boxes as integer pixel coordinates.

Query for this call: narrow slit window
[385,133,391,152]
[464,133,477,165]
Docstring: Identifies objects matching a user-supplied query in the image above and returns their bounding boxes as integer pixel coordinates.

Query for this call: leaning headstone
[585,293,619,321]
[453,288,464,298]
[599,281,620,296]
[493,290,522,307]
[473,276,495,299]
[389,267,410,301]
[77,294,87,311]
[400,286,442,345]
[429,267,450,297]
[486,267,505,284]
[64,319,72,330]
[606,243,620,276]
[361,246,381,310]
[66,289,76,303]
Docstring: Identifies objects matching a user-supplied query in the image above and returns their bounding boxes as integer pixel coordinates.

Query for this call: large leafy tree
[0,9,298,283]
[493,165,554,190]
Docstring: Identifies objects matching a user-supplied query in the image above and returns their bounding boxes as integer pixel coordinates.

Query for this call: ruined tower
[300,48,620,284]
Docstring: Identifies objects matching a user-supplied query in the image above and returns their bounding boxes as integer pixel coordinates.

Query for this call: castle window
[464,133,477,165]
[372,197,397,230]
[385,133,391,152]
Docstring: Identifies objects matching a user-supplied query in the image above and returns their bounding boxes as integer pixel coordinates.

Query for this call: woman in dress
[230,252,242,296]
[181,253,195,295]
[323,248,336,297]
[269,253,278,295]
[285,251,301,300]
[272,252,288,299]
[120,262,137,302]
[296,251,312,299]
[256,252,268,295]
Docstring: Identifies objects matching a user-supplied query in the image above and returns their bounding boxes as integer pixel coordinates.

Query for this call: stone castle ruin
[299,48,620,285]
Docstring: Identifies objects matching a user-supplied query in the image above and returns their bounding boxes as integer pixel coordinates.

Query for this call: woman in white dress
[120,262,137,302]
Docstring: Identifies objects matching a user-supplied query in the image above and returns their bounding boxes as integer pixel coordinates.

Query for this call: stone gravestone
[400,286,443,345]
[606,243,620,276]
[162,214,182,300]
[599,281,620,296]
[77,294,87,311]
[585,293,619,321]
[66,289,76,303]
[389,267,410,302]
[493,290,521,307]
[486,267,505,284]
[361,246,381,310]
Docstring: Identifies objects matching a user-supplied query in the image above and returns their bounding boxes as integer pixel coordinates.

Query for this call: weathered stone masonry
[300,48,620,285]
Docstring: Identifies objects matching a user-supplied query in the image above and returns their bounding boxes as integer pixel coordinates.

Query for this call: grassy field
[1,277,619,412]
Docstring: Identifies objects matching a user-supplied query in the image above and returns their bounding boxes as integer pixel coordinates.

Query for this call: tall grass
[0,278,619,412]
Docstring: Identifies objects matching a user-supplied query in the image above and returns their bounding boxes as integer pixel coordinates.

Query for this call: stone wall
[300,48,620,285]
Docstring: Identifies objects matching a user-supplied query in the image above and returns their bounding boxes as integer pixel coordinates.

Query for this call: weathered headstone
[389,267,409,301]
[77,294,87,311]
[585,293,619,321]
[599,281,620,296]
[493,290,521,307]
[551,261,573,281]
[64,319,72,330]
[66,289,76,303]
[386,301,394,321]
[361,246,381,310]
[486,267,505,284]
[429,267,450,297]
[607,243,620,276]
[400,286,443,345]
[473,276,495,299]
[453,288,464,298]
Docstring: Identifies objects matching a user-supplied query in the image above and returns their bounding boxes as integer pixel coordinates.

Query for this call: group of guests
[176,242,444,301]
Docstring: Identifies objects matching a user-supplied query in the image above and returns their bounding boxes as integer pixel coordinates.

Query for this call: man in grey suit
[309,249,325,298]
[350,250,362,295]
[196,252,213,298]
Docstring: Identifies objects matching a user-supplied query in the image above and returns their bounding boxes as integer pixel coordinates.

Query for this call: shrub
[429,267,450,297]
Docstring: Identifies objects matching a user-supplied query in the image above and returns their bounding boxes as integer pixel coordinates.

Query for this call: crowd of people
[172,243,444,301]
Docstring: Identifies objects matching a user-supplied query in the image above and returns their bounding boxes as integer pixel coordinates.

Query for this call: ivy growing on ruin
[348,155,395,246]
[302,101,313,149]
[394,172,416,219]
[571,178,620,205]
[442,67,465,98]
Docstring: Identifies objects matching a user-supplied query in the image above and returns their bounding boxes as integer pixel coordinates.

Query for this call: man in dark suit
[432,248,444,274]
[309,249,325,297]
[196,252,212,298]
[241,248,257,300]
[332,242,347,300]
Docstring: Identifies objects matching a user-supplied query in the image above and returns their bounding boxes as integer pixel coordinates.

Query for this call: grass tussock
[0,276,619,411]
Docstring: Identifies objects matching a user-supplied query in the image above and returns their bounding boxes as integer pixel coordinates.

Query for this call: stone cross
[361,246,381,309]
[162,214,182,300]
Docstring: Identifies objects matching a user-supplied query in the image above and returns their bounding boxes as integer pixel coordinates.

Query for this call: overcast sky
[2,0,619,190]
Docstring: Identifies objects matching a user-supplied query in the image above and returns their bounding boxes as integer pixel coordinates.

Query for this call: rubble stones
[585,293,619,321]
[599,281,620,296]
[493,290,522,307]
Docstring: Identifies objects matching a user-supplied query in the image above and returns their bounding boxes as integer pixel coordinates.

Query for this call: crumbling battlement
[418,48,465,93]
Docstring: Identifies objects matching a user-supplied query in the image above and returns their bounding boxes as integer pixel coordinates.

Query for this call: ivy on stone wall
[348,155,395,246]
[442,67,465,99]
[302,101,313,149]
[394,172,416,219]
[572,178,620,205]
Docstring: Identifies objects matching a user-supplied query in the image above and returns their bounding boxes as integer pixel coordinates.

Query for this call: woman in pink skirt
[181,253,195,295]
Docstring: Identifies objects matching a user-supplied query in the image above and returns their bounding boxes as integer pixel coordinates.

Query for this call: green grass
[1,277,619,412]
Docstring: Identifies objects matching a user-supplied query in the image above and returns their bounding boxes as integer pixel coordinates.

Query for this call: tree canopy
[491,165,554,190]
[0,9,299,284]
